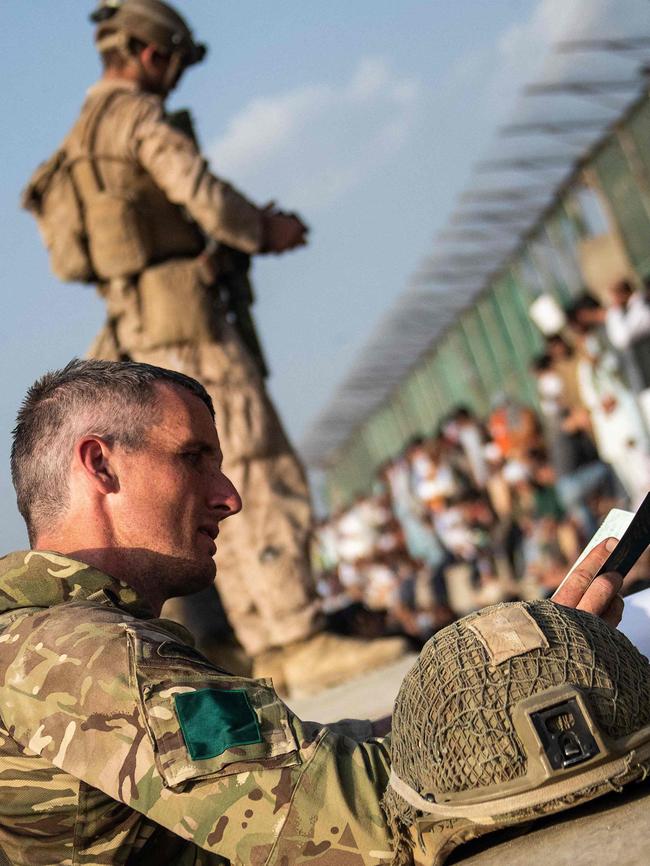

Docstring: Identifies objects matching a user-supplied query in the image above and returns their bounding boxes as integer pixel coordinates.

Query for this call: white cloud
[498,0,574,61]
[209,85,328,180]
[208,57,420,210]
[346,57,390,100]
[428,0,650,170]
[482,0,578,121]
[487,0,650,116]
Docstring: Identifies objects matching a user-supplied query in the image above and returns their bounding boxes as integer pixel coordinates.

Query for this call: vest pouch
[138,258,219,349]
[46,209,94,284]
[21,151,94,284]
[85,191,152,279]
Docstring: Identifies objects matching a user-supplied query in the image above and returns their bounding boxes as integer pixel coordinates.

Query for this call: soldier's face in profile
[108,383,242,599]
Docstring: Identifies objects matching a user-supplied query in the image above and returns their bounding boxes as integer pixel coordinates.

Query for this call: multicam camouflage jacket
[0,551,395,866]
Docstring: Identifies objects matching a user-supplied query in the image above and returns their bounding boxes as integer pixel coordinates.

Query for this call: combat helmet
[383,599,650,865]
[90,0,206,87]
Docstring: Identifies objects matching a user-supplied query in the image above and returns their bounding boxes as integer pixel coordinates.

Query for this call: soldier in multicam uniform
[0,359,626,864]
[22,0,406,693]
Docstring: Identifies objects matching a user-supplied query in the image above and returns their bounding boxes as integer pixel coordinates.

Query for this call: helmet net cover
[383,600,650,865]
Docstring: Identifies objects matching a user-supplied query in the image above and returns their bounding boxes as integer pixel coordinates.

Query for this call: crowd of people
[311,279,650,646]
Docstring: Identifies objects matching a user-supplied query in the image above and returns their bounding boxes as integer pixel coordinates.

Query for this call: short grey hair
[11,358,214,543]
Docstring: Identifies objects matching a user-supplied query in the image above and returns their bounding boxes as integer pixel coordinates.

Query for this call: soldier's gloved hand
[552,537,624,628]
[261,206,309,253]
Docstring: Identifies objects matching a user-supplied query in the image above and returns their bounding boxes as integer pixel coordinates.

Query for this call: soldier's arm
[0,604,394,865]
[134,99,264,254]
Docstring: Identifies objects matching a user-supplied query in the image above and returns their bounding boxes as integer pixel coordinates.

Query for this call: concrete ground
[286,653,417,722]
[447,778,650,865]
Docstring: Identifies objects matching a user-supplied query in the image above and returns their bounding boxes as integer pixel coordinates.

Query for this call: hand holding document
[553,493,650,655]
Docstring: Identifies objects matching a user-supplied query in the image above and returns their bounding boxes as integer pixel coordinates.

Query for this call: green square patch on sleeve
[174,688,262,761]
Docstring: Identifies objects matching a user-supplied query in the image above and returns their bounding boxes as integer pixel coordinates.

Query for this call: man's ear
[76,437,118,494]
[140,43,167,70]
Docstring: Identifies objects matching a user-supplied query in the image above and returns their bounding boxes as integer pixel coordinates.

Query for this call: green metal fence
[324,91,650,507]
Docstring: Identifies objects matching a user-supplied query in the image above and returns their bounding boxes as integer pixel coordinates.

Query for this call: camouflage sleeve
[321,718,375,741]
[132,98,263,254]
[0,603,394,865]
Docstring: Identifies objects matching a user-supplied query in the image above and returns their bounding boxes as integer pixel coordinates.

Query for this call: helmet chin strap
[389,737,650,822]
[134,46,181,96]
[162,50,184,92]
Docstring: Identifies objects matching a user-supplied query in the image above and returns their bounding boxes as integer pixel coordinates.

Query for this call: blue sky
[2,0,641,549]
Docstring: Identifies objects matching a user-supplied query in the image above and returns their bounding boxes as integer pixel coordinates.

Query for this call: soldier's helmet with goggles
[90,0,207,70]
[383,599,650,866]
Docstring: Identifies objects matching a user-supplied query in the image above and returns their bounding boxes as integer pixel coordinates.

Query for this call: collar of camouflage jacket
[0,550,153,619]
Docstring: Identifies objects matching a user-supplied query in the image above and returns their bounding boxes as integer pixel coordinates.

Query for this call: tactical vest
[24,87,220,350]
[23,87,204,284]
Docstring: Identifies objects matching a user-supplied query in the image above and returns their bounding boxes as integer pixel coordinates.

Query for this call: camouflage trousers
[88,316,322,657]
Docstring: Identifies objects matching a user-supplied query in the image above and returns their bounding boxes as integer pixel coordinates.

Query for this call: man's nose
[210,472,242,518]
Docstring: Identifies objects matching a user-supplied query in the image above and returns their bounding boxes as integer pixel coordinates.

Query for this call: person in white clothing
[605,279,650,432]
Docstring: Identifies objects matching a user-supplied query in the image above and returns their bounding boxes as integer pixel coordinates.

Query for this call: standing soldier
[22,0,405,694]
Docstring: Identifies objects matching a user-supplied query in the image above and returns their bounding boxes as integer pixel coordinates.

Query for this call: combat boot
[253,631,409,698]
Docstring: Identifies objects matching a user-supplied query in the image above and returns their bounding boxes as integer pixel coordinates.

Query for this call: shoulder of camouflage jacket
[0,551,395,864]
[0,550,152,615]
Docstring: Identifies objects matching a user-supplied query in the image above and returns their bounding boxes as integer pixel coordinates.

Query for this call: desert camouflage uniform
[0,551,395,865]
[68,77,320,656]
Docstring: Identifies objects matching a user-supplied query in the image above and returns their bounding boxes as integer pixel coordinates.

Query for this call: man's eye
[183,451,202,464]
